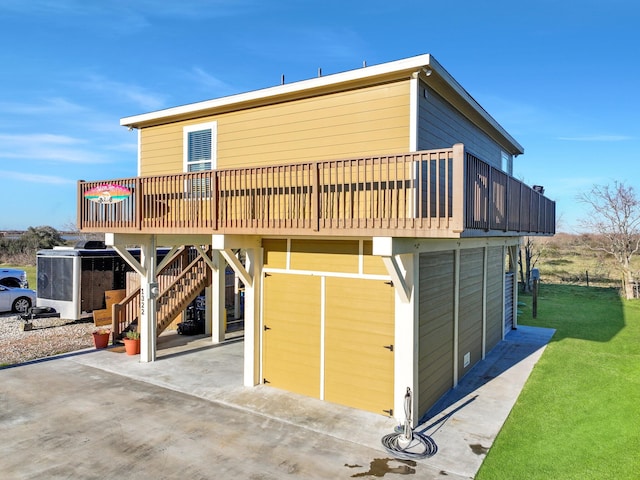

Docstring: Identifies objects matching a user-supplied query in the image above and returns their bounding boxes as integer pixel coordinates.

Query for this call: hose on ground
[381,387,438,460]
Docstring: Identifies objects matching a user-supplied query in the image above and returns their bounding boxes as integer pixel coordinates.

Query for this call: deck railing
[78,145,555,238]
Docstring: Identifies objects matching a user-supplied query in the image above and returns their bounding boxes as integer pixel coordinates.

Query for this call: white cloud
[243,26,366,66]
[104,142,138,153]
[0,0,259,21]
[77,74,167,111]
[190,67,231,90]
[0,97,86,116]
[0,169,75,185]
[0,133,110,163]
[0,133,83,145]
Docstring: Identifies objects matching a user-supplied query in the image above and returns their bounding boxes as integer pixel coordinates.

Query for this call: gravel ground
[0,313,96,367]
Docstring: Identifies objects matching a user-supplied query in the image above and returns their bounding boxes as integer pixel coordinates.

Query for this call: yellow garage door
[324,277,395,415]
[262,274,321,398]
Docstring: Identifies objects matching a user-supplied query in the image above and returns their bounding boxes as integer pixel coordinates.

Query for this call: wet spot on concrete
[348,458,417,477]
[470,443,489,455]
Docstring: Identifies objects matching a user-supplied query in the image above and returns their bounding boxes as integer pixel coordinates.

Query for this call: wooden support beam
[381,255,412,304]
[111,245,146,277]
[220,249,252,287]
[194,244,218,272]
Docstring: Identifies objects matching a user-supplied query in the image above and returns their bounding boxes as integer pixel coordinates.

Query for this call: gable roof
[121,54,523,156]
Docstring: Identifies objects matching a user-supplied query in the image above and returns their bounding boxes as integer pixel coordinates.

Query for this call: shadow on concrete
[0,346,98,370]
[156,334,244,361]
[419,325,555,424]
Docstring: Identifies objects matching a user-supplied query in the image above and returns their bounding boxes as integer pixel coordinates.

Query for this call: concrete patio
[0,325,554,479]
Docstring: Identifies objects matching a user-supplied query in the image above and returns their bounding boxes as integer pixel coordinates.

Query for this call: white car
[0,268,29,288]
[0,285,37,313]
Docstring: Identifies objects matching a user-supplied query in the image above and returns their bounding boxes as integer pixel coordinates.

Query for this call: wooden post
[311,162,320,232]
[532,278,538,319]
[532,267,540,319]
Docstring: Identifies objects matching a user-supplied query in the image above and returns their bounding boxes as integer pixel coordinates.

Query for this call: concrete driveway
[0,326,554,479]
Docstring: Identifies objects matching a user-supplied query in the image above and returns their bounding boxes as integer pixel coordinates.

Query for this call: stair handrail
[155,248,212,335]
[111,246,190,340]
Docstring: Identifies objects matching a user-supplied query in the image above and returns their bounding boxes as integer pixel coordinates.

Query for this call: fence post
[135,177,143,231]
[77,180,84,231]
[111,303,120,344]
[311,162,320,232]
[211,172,218,231]
[451,143,465,233]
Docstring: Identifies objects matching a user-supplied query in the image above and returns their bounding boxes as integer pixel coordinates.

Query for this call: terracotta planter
[123,338,140,355]
[92,332,110,349]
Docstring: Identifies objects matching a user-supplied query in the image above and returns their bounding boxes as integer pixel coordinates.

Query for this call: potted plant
[123,330,140,355]
[92,328,110,349]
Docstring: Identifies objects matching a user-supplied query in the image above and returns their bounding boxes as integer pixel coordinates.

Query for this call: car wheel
[12,297,32,314]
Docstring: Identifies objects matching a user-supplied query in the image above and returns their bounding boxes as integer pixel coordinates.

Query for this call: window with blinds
[187,129,212,172]
[184,122,217,197]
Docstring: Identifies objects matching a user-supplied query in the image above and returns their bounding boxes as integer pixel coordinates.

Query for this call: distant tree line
[0,226,66,265]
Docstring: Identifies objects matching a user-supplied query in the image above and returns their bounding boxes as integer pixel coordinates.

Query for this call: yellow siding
[262,274,321,398]
[324,277,394,415]
[140,123,183,176]
[139,80,411,176]
[262,239,287,269]
[289,239,359,273]
[362,241,388,275]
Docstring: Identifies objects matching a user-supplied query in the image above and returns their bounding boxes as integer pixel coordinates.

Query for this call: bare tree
[578,181,640,299]
[518,236,541,292]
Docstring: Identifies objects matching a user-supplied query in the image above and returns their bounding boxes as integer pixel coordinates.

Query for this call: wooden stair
[155,253,211,335]
[112,247,211,340]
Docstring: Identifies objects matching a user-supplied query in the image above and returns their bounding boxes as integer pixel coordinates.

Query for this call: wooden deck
[78,145,555,238]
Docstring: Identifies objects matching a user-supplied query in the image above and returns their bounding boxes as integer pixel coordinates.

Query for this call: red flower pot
[92,332,110,349]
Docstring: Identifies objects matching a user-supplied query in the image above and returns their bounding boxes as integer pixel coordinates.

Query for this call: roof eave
[120,53,523,155]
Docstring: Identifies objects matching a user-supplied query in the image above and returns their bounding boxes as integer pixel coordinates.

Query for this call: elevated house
[77,54,555,424]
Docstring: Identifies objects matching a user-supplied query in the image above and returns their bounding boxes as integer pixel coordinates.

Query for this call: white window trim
[501,150,513,176]
[183,121,218,173]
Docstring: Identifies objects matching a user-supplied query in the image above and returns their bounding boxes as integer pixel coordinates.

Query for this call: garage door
[324,277,395,415]
[262,274,321,398]
[262,273,394,415]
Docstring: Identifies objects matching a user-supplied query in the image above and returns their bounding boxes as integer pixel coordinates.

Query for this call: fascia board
[121,54,433,128]
[121,53,523,155]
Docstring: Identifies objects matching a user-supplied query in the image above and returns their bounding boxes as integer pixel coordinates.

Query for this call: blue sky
[0,0,638,232]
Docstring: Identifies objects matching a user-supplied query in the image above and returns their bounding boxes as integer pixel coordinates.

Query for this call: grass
[476,284,640,479]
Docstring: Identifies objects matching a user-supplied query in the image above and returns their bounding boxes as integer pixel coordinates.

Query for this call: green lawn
[476,284,640,479]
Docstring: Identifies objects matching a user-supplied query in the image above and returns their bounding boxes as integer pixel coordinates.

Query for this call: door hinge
[383,344,394,352]
[263,378,270,384]
[384,281,394,287]
[264,325,271,331]
[264,272,272,277]
[383,408,394,416]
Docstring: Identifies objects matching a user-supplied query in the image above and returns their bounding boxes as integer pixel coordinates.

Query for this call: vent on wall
[464,352,471,368]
